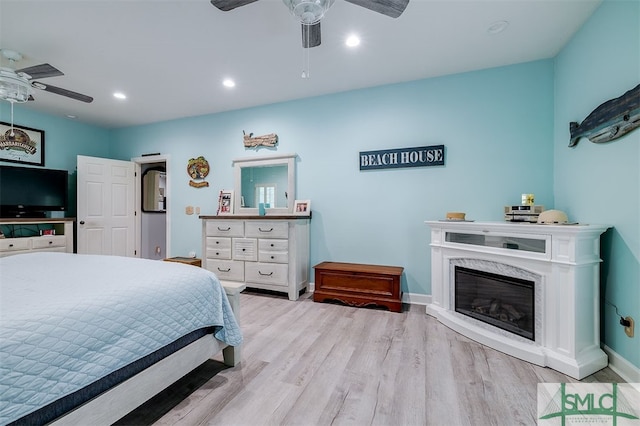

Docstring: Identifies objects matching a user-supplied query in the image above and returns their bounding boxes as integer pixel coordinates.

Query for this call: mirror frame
[233,153,296,215]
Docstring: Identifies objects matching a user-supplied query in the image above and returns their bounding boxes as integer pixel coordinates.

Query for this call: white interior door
[77,155,136,256]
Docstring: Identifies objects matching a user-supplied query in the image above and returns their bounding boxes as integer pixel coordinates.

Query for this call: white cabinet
[0,218,75,257]
[201,216,310,301]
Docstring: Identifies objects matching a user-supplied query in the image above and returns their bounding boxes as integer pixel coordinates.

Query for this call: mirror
[233,153,296,215]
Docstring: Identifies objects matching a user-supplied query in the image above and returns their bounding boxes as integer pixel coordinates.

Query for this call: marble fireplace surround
[425,221,609,380]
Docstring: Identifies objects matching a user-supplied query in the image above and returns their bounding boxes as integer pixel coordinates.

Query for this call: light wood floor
[116,290,624,426]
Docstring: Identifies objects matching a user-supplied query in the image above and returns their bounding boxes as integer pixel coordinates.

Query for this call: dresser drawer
[233,238,257,261]
[206,237,231,259]
[205,221,244,237]
[0,238,31,252]
[37,247,68,254]
[32,235,67,249]
[205,259,244,281]
[259,239,288,252]
[245,221,288,239]
[206,247,231,259]
[258,239,289,263]
[245,262,288,286]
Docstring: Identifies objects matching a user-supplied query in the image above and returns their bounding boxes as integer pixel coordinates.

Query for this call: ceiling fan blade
[344,0,409,18]
[32,81,93,103]
[210,0,259,11]
[15,63,63,79]
[302,22,321,48]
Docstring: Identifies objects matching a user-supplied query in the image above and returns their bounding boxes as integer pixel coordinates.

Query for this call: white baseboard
[402,292,431,306]
[603,345,640,383]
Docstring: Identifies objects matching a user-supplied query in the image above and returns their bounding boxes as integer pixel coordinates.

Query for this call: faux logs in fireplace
[454,266,535,340]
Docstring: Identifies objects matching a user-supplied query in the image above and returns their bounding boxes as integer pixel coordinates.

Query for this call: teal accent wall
[554,0,639,369]
[109,59,555,297]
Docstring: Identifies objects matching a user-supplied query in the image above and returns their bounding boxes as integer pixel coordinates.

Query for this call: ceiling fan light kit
[283,0,335,24]
[0,68,33,104]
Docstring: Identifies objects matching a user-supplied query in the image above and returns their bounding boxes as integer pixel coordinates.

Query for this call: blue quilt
[0,252,242,425]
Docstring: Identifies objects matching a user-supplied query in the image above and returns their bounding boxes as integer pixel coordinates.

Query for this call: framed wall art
[217,189,234,215]
[293,199,311,216]
[0,122,45,166]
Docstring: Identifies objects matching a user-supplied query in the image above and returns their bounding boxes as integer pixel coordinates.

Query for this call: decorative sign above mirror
[233,153,296,215]
[243,131,278,148]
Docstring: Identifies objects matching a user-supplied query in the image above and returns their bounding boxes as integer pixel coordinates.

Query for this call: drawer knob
[218,226,231,231]
[242,248,246,252]
[49,241,53,245]
[270,243,274,247]
[9,244,13,248]
[258,271,274,276]
[216,241,220,244]
[259,227,273,232]
[271,255,275,259]
[216,252,220,255]
[218,267,231,272]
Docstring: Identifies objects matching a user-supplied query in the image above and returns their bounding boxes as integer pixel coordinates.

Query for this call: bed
[0,252,242,425]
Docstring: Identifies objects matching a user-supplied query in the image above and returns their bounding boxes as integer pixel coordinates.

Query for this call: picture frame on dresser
[217,190,234,215]
[293,200,310,215]
[0,122,45,166]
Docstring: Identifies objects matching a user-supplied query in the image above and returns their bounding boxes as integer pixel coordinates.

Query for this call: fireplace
[454,266,534,341]
[425,220,609,379]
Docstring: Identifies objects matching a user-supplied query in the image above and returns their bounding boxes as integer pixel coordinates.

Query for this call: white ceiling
[0,0,602,129]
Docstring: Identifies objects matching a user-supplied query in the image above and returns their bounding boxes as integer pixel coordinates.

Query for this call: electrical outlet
[624,316,634,338]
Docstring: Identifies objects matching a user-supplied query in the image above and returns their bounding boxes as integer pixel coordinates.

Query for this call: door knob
[79,221,85,225]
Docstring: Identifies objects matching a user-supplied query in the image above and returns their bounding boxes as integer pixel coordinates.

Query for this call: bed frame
[51,282,245,425]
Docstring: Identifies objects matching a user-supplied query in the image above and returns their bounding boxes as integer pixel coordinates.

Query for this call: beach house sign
[359,144,445,171]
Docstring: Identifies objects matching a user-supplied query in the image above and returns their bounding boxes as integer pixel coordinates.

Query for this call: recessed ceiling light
[223,79,236,88]
[113,92,127,100]
[345,35,360,47]
[487,20,509,35]
[66,114,77,119]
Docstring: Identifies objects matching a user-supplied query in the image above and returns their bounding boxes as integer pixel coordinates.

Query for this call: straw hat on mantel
[537,210,569,224]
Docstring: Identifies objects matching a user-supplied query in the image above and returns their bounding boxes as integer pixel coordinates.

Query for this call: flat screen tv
[0,165,68,218]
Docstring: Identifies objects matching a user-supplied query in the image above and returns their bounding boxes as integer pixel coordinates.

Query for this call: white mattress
[0,252,242,424]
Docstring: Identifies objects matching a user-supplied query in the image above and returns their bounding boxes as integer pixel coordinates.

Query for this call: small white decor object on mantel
[425,220,610,380]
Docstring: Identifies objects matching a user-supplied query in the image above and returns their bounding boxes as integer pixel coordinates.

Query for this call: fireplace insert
[454,266,535,340]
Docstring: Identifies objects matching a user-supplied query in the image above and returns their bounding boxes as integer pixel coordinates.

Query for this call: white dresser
[201,215,310,301]
[0,218,75,257]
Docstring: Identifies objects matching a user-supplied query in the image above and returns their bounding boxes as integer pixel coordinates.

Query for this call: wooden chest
[313,262,404,312]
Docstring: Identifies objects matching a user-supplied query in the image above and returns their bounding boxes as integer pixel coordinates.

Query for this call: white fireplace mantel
[425,220,610,380]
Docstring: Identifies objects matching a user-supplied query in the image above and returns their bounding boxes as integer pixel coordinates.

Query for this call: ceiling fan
[210,0,410,48]
[0,49,93,135]
[0,49,93,105]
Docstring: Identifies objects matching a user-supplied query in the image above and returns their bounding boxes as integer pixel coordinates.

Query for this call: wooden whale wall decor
[569,84,640,147]
[243,131,278,148]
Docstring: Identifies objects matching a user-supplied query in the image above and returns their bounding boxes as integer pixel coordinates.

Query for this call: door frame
[132,154,171,258]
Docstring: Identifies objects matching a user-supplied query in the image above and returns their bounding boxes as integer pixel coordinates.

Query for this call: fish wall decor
[569,84,640,147]
[243,131,278,148]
